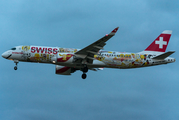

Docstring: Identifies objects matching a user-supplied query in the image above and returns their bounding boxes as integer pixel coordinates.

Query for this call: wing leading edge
[74,27,119,64]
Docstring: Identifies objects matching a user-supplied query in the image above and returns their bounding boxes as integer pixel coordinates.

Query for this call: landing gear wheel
[14,66,17,70]
[82,73,87,79]
[13,60,19,70]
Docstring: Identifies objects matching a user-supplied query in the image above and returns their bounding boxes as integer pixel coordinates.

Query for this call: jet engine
[55,65,76,75]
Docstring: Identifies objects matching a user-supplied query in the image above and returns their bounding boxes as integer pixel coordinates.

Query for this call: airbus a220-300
[2,27,175,79]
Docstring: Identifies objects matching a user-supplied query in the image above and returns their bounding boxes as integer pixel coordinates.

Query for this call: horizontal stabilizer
[90,68,104,71]
[152,51,175,60]
[98,68,104,70]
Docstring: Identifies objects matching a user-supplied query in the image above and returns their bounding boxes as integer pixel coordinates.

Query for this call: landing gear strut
[14,60,19,70]
[81,65,88,79]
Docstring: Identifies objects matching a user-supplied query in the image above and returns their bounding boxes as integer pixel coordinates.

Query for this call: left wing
[74,27,119,64]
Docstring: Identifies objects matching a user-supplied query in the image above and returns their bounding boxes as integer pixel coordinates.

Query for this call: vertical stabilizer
[144,30,172,52]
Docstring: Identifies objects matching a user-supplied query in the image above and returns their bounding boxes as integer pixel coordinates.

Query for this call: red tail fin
[144,30,172,52]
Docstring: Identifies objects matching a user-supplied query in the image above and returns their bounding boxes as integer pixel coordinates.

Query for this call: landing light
[52,61,56,63]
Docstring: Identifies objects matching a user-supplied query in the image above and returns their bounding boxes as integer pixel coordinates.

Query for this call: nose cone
[2,51,10,59]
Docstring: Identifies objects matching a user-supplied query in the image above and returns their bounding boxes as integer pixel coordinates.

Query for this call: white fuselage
[2,45,175,69]
[1,28,175,79]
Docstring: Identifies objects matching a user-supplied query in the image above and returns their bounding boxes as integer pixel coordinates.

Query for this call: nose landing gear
[14,60,19,70]
[14,66,17,70]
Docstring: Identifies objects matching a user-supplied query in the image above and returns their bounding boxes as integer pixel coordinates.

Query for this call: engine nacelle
[55,65,76,75]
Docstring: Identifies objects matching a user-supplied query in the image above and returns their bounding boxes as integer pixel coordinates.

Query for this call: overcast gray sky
[0,0,179,120]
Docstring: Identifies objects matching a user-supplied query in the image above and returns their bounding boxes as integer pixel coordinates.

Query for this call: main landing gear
[82,73,87,79]
[81,65,88,79]
[14,60,19,70]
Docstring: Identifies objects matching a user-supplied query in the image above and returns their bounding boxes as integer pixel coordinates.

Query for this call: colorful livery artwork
[2,27,175,79]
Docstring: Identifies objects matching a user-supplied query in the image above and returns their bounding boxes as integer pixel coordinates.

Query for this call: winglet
[112,27,119,33]
[109,27,119,35]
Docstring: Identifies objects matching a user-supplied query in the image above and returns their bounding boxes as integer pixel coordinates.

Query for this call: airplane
[2,27,175,79]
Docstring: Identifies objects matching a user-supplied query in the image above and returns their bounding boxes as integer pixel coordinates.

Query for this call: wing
[74,27,119,64]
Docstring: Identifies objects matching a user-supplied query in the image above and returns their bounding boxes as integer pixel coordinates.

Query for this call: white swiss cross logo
[155,37,167,49]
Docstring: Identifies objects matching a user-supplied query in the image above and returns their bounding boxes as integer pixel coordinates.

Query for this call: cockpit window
[11,48,16,50]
